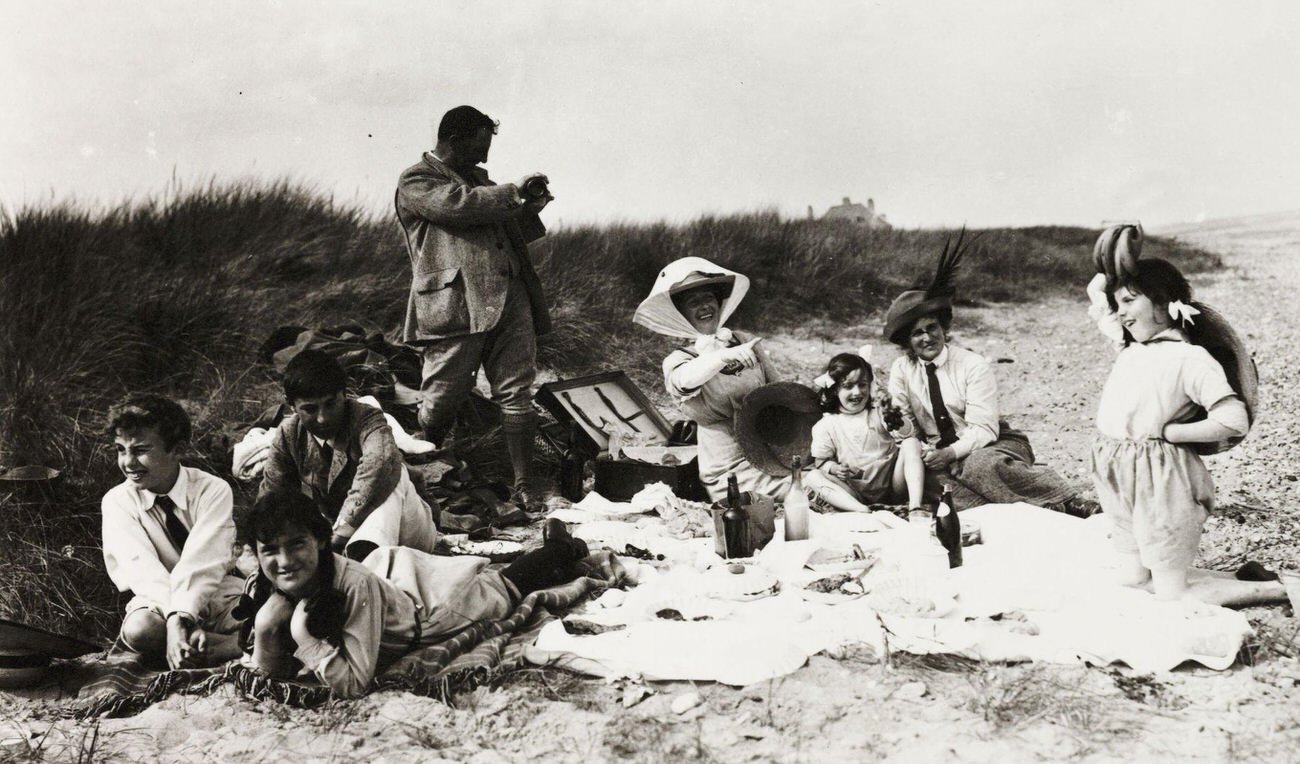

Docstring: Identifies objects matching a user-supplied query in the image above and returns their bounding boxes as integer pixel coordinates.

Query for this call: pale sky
[5,1,1300,228]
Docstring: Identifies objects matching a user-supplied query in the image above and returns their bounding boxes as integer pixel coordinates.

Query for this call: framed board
[537,371,673,453]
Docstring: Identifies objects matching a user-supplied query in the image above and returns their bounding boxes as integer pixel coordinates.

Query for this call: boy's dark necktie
[924,362,959,447]
[155,495,189,551]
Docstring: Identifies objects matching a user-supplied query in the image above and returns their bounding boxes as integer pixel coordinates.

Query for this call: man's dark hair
[437,105,499,141]
[106,394,192,450]
[283,349,347,403]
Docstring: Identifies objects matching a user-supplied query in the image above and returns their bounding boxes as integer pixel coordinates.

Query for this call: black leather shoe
[510,484,546,515]
[1051,496,1102,519]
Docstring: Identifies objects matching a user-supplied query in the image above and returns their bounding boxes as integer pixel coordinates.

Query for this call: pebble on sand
[671,692,702,714]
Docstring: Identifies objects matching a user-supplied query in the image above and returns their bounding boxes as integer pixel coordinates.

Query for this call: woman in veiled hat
[633,257,790,502]
[883,231,1094,514]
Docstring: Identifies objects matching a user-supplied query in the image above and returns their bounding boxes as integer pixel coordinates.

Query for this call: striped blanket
[73,572,612,718]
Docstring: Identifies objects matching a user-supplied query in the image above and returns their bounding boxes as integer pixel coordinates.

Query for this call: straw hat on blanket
[1092,223,1258,455]
[734,382,821,477]
[0,617,101,689]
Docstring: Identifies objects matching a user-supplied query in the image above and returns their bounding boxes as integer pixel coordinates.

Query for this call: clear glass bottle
[784,456,811,541]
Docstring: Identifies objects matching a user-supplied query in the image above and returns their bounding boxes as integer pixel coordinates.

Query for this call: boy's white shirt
[101,465,236,620]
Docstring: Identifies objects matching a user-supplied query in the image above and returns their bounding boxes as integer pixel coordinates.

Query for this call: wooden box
[539,371,707,501]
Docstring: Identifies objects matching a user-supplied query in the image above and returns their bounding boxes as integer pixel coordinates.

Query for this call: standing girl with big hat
[1087,224,1253,600]
[634,257,790,502]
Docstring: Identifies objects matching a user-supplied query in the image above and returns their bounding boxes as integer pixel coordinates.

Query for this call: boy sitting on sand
[258,349,438,562]
[102,395,244,668]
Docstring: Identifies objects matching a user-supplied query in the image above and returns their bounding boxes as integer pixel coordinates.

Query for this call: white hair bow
[813,344,875,389]
[693,327,735,354]
[1168,300,1200,326]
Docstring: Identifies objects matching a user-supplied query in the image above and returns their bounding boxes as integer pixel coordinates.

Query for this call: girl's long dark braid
[301,549,346,647]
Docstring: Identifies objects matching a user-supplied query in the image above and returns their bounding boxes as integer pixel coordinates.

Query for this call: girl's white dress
[809,408,901,501]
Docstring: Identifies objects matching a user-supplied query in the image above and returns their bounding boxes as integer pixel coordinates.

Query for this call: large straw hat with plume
[882,228,976,346]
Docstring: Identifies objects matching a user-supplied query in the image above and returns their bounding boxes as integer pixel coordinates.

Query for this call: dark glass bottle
[722,474,749,558]
[559,422,586,501]
[933,488,962,568]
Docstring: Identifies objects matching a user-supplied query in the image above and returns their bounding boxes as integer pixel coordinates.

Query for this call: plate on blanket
[700,565,780,601]
[805,546,879,574]
[439,537,525,563]
[864,574,958,618]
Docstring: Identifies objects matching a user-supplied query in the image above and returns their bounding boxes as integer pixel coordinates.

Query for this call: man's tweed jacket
[395,153,551,343]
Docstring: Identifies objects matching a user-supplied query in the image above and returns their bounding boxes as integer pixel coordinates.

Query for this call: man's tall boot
[503,409,543,513]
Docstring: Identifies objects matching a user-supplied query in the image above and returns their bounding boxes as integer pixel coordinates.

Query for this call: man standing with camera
[395,105,553,510]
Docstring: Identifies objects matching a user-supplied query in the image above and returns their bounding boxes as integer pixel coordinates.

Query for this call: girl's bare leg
[892,438,925,509]
[803,470,870,512]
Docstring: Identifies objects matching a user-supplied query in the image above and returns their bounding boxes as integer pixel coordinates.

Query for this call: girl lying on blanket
[237,491,606,698]
[1087,256,1250,601]
[803,350,927,516]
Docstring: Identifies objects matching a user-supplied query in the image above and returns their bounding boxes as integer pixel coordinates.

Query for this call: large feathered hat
[882,228,974,346]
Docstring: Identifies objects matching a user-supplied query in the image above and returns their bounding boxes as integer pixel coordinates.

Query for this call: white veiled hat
[632,257,751,340]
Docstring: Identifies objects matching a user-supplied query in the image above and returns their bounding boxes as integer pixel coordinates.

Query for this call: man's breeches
[418,280,537,440]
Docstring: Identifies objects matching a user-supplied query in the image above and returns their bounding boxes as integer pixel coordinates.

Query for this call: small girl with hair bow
[1087,259,1250,601]
[803,347,927,517]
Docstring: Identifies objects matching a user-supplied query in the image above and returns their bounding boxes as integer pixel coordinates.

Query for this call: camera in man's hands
[523,176,549,199]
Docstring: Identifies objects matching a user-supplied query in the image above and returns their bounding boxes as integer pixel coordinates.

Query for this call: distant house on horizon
[809,196,892,230]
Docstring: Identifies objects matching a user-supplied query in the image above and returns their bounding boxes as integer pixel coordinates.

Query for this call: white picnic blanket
[526,504,1255,685]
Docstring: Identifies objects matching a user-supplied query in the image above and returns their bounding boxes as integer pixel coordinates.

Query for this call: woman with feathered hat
[634,257,790,502]
[882,231,1093,514]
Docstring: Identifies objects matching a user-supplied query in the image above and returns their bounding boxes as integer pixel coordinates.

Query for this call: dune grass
[0,180,1221,639]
